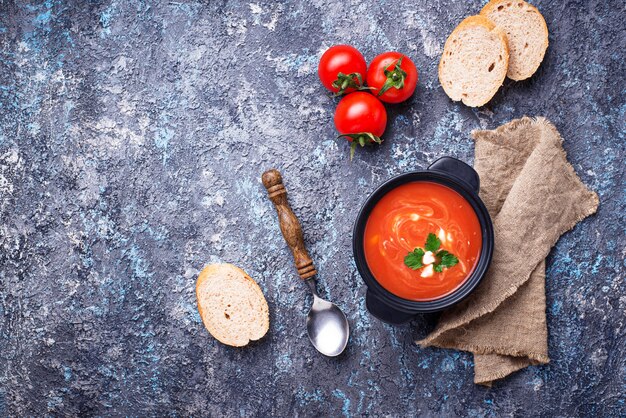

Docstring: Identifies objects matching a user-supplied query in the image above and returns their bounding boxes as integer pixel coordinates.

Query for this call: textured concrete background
[0,0,624,416]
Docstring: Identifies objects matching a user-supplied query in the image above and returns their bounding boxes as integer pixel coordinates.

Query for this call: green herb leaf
[440,252,459,268]
[433,249,459,271]
[404,248,425,270]
[424,233,441,252]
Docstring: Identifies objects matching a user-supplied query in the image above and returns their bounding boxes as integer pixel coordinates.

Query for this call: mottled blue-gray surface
[0,0,624,416]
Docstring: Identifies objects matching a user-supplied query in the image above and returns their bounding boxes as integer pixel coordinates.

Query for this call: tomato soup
[363,182,482,301]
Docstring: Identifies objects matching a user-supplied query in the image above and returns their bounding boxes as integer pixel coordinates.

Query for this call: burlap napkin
[418,117,599,385]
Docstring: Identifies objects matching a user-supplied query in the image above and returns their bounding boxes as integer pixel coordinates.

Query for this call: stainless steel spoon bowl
[262,169,350,356]
[305,279,349,357]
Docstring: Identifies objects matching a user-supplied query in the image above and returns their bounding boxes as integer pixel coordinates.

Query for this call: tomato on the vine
[318,45,368,96]
[366,52,418,103]
[334,92,387,158]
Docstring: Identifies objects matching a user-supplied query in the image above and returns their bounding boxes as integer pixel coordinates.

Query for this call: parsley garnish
[435,250,459,271]
[403,233,459,274]
[404,247,425,270]
[425,233,441,252]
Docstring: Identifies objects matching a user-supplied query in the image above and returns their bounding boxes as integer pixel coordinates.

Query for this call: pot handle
[366,290,415,324]
[428,156,480,193]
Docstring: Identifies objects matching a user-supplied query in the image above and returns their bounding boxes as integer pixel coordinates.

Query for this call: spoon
[262,169,349,357]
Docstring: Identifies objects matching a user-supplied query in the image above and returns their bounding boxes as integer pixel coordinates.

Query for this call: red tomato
[318,45,367,95]
[366,52,418,103]
[334,92,387,158]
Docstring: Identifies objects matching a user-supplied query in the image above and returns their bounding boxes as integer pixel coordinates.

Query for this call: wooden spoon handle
[262,169,317,280]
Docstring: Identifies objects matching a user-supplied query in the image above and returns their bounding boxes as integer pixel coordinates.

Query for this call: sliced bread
[196,263,269,347]
[481,0,549,81]
[439,15,509,107]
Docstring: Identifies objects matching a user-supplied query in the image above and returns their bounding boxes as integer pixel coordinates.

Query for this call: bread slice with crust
[196,263,269,347]
[481,0,549,81]
[439,15,509,107]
